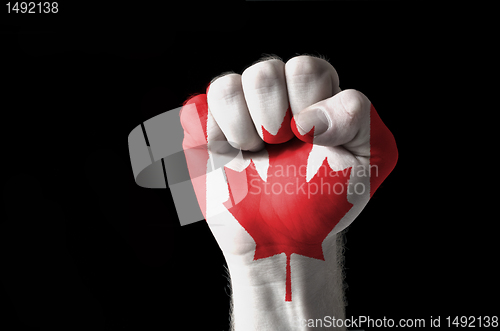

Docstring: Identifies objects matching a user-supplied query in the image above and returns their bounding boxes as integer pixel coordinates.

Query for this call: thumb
[291,89,371,156]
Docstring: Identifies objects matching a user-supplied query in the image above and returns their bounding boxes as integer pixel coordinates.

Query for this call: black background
[1,2,496,330]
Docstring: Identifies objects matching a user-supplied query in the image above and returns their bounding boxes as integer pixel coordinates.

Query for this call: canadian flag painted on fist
[180,56,398,302]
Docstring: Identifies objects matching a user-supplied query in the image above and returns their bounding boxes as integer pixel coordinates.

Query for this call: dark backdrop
[1,2,496,330]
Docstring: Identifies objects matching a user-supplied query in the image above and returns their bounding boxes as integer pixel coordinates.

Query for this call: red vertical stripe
[369,104,398,197]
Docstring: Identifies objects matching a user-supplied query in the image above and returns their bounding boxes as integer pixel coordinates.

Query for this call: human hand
[180,54,397,329]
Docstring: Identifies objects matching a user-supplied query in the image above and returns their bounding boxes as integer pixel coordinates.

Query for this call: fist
[180,55,397,301]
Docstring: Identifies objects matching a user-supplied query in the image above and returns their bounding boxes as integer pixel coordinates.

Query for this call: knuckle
[285,55,331,82]
[208,73,243,103]
[339,89,370,118]
[242,59,284,90]
[209,70,235,85]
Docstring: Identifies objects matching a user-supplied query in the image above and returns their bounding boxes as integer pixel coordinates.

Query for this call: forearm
[226,232,346,331]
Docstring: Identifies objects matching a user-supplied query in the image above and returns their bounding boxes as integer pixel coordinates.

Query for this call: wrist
[226,233,346,330]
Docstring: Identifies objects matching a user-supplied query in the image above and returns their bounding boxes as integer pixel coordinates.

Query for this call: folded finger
[207,74,265,152]
[242,58,294,144]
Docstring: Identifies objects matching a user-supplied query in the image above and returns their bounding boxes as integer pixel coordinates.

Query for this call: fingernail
[295,108,330,136]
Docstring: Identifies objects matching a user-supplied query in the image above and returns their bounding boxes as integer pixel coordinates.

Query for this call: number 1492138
[6,2,58,13]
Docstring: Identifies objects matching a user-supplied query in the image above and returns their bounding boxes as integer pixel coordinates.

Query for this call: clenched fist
[180,55,397,330]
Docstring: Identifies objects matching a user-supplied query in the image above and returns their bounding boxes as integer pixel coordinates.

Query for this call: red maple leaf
[223,127,353,301]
